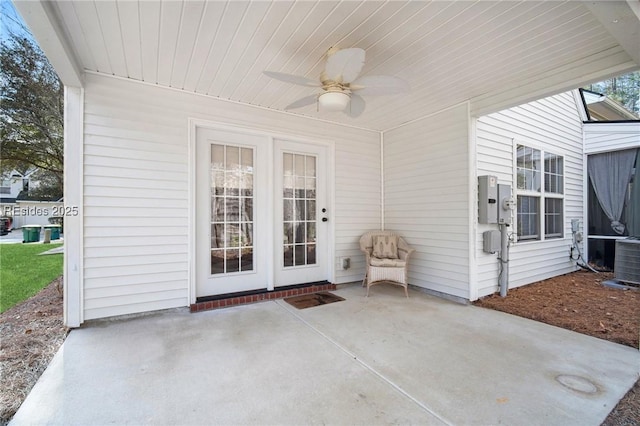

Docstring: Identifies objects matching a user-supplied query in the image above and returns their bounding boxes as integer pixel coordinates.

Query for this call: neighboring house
[0,170,34,206]
[14,0,640,327]
[0,169,63,228]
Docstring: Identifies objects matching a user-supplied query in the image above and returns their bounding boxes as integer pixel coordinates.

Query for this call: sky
[0,0,32,41]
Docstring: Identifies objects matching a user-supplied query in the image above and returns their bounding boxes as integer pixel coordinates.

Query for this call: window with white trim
[516,145,564,241]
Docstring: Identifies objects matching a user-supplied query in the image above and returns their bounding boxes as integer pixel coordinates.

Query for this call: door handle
[322,218,328,222]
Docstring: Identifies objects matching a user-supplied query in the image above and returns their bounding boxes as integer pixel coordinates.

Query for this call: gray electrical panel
[498,184,513,225]
[483,230,501,254]
[478,175,498,224]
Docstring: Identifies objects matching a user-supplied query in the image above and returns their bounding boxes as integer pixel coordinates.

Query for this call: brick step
[190,282,336,313]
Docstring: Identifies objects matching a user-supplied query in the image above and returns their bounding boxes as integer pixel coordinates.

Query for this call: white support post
[63,86,84,328]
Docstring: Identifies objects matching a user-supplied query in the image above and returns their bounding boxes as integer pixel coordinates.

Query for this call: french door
[195,128,330,298]
[274,139,329,287]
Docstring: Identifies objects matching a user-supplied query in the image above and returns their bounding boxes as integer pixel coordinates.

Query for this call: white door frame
[188,119,335,304]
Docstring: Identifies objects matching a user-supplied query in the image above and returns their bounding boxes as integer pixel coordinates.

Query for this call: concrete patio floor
[10,284,640,426]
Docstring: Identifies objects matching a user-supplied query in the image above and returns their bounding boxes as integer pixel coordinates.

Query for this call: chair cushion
[372,235,399,259]
[370,257,406,267]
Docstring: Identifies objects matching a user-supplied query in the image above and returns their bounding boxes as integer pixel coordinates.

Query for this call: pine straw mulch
[1,272,638,425]
[0,276,68,425]
[475,270,640,426]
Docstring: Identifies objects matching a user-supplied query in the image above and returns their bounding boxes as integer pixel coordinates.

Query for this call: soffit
[32,1,640,131]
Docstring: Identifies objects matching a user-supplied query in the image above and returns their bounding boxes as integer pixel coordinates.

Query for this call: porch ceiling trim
[13,0,640,130]
[585,0,640,66]
[13,0,84,88]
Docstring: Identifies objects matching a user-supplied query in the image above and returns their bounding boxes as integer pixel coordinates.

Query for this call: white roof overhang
[14,0,640,131]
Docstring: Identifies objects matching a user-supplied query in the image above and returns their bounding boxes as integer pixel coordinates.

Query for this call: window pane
[226,250,240,273]
[213,171,225,196]
[226,147,240,171]
[306,222,316,243]
[242,198,253,221]
[516,145,541,191]
[284,246,294,267]
[283,153,294,198]
[306,156,316,177]
[211,198,224,222]
[226,197,240,221]
[240,248,253,272]
[240,223,252,247]
[517,195,539,240]
[211,224,224,249]
[283,199,293,221]
[306,178,316,198]
[295,155,305,176]
[294,245,306,266]
[241,148,253,172]
[283,222,293,245]
[307,244,316,265]
[295,177,305,198]
[211,250,225,274]
[241,173,253,196]
[306,200,316,220]
[544,152,564,194]
[545,198,563,238]
[211,145,224,170]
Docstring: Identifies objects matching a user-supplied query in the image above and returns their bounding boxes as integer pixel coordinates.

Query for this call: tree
[584,71,640,115]
[0,29,64,200]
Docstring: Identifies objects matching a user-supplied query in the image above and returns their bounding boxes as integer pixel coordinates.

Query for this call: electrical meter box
[498,184,513,225]
[478,175,498,224]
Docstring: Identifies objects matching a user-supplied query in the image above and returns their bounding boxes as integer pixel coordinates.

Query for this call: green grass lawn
[0,243,63,313]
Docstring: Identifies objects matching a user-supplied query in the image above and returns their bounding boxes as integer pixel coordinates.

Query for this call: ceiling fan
[263,47,409,118]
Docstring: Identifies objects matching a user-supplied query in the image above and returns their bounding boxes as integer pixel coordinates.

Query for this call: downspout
[380,131,385,230]
[498,183,515,297]
[499,223,509,297]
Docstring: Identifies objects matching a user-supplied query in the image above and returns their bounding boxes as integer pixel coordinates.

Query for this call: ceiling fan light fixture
[318,91,350,111]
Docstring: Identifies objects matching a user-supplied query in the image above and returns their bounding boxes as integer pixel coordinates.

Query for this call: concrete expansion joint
[275,301,454,426]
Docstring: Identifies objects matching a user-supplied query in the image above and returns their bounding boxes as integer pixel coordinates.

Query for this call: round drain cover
[555,374,598,394]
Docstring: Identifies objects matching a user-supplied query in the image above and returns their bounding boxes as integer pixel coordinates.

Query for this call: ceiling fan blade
[345,93,366,118]
[285,94,318,110]
[350,75,410,96]
[263,71,320,87]
[325,48,365,84]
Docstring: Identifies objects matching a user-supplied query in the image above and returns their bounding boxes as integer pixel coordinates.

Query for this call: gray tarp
[587,148,637,235]
[626,149,640,237]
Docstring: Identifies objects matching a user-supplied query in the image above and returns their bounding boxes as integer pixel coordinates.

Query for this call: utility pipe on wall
[499,223,509,297]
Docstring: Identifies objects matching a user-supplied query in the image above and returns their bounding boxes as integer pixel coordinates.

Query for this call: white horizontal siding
[384,104,471,299]
[82,73,380,321]
[584,122,640,154]
[475,91,584,299]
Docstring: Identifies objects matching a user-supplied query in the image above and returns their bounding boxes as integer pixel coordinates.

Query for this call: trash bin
[0,218,9,236]
[43,224,61,240]
[22,225,41,243]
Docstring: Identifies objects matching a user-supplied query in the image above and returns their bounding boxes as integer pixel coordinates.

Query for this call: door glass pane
[211,249,224,274]
[210,144,254,274]
[306,200,316,220]
[283,154,293,197]
[241,148,253,172]
[306,223,316,243]
[306,156,316,177]
[211,145,224,170]
[282,152,317,268]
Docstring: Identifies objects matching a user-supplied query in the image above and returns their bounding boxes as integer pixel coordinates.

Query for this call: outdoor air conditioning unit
[614,237,640,285]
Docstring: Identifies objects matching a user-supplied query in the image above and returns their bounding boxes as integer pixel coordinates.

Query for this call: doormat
[284,292,345,309]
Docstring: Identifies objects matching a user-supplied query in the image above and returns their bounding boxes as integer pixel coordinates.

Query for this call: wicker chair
[359,230,415,297]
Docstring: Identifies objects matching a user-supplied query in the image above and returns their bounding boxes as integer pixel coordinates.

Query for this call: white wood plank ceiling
[38,1,640,131]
